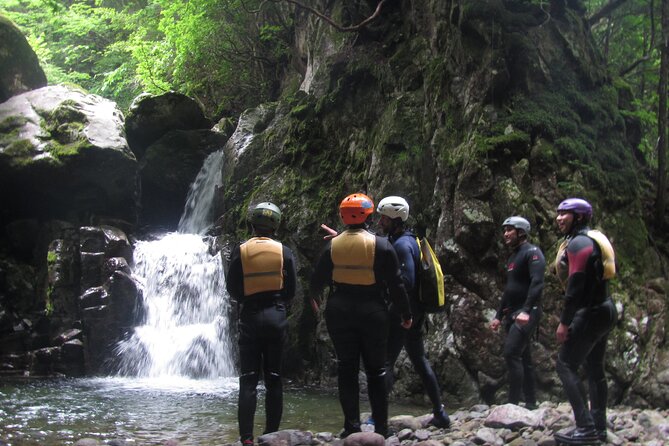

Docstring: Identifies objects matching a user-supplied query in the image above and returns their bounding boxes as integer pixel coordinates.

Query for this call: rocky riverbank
[69,402,668,446]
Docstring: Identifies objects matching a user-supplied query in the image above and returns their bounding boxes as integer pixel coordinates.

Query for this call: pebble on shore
[72,402,669,446]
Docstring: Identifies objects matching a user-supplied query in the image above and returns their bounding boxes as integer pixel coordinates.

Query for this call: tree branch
[271,0,388,32]
[620,55,652,76]
[588,0,630,27]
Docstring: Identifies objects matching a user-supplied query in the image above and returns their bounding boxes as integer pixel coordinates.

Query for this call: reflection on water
[0,377,430,445]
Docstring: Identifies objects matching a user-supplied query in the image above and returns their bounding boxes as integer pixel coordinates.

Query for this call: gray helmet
[502,216,531,235]
[250,202,281,231]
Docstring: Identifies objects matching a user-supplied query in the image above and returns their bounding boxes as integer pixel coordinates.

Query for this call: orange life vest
[240,237,284,296]
[331,229,376,285]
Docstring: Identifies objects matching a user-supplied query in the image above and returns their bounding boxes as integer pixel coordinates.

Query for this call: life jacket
[554,229,616,291]
[240,237,284,296]
[331,229,376,285]
[416,237,445,313]
[587,229,616,280]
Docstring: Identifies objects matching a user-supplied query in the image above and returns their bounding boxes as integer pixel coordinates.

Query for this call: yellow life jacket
[587,229,616,280]
[240,237,284,296]
[553,230,616,290]
[554,239,569,291]
[331,229,376,285]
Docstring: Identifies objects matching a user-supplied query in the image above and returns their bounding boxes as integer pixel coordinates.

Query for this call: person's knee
[265,370,282,389]
[366,366,386,381]
[555,355,577,379]
[240,370,259,385]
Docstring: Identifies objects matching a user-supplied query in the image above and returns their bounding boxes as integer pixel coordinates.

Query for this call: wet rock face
[216,0,667,408]
[139,129,228,229]
[0,85,138,226]
[124,91,213,159]
[0,15,47,103]
[0,222,141,377]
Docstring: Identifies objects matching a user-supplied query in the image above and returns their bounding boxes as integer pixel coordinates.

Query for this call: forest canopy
[1,0,292,118]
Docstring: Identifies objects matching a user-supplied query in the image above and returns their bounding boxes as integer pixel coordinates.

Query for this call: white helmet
[377,196,410,221]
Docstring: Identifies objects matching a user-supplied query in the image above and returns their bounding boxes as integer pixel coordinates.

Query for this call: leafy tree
[1,0,292,116]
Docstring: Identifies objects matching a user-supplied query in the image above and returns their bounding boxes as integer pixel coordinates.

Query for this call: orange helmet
[339,193,374,225]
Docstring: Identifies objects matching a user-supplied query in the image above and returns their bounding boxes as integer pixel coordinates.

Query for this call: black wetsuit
[495,241,545,406]
[310,228,411,437]
[385,231,444,413]
[556,227,617,431]
[226,242,297,442]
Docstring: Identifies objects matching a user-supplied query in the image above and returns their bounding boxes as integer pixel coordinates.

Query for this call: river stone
[389,415,422,432]
[484,404,544,430]
[413,441,441,446]
[413,429,431,441]
[342,432,384,446]
[73,439,103,446]
[0,16,46,102]
[258,429,313,446]
[474,427,504,445]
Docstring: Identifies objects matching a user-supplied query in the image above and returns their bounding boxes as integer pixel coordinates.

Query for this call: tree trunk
[657,0,669,227]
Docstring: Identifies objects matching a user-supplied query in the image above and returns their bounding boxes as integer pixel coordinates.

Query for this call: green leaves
[1,0,292,116]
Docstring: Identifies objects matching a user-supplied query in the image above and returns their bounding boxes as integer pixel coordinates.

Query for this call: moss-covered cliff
[218,0,668,407]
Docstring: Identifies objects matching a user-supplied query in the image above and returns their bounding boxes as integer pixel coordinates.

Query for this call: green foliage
[585,0,661,167]
[1,0,292,116]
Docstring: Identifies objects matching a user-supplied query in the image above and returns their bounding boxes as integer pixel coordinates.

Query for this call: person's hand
[401,318,412,329]
[489,318,501,331]
[321,224,338,240]
[310,297,321,316]
[556,322,569,343]
[515,311,530,326]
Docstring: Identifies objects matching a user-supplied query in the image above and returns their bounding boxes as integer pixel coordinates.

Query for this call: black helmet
[502,216,531,235]
[250,202,281,231]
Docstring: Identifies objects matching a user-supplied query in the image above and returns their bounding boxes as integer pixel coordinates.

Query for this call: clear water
[0,377,429,445]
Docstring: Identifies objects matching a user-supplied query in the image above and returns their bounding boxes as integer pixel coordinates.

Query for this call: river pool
[0,377,429,445]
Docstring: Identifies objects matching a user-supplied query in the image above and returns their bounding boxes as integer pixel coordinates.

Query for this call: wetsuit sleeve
[394,237,417,291]
[560,235,594,325]
[522,247,545,314]
[309,242,333,295]
[495,253,512,320]
[376,236,412,320]
[282,246,297,301]
[225,244,244,302]
[494,296,508,321]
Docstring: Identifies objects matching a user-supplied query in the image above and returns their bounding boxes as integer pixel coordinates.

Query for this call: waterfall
[178,150,225,235]
[115,150,234,378]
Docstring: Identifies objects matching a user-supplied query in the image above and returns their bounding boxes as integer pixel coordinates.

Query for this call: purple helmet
[557,198,593,219]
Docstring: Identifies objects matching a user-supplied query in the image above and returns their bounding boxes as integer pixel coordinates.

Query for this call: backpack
[416,237,446,313]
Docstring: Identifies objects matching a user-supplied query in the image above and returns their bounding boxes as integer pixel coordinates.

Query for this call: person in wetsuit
[226,202,297,445]
[553,198,618,445]
[310,193,412,438]
[489,216,545,409]
[377,196,450,428]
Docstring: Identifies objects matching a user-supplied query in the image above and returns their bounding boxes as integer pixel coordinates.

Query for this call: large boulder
[0,85,138,226]
[124,91,213,158]
[0,15,47,103]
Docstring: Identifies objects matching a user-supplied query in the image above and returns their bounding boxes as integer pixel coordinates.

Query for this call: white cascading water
[115,150,234,378]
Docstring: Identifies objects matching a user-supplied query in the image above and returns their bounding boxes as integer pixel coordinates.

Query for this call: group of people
[225,194,618,446]
[490,198,618,445]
